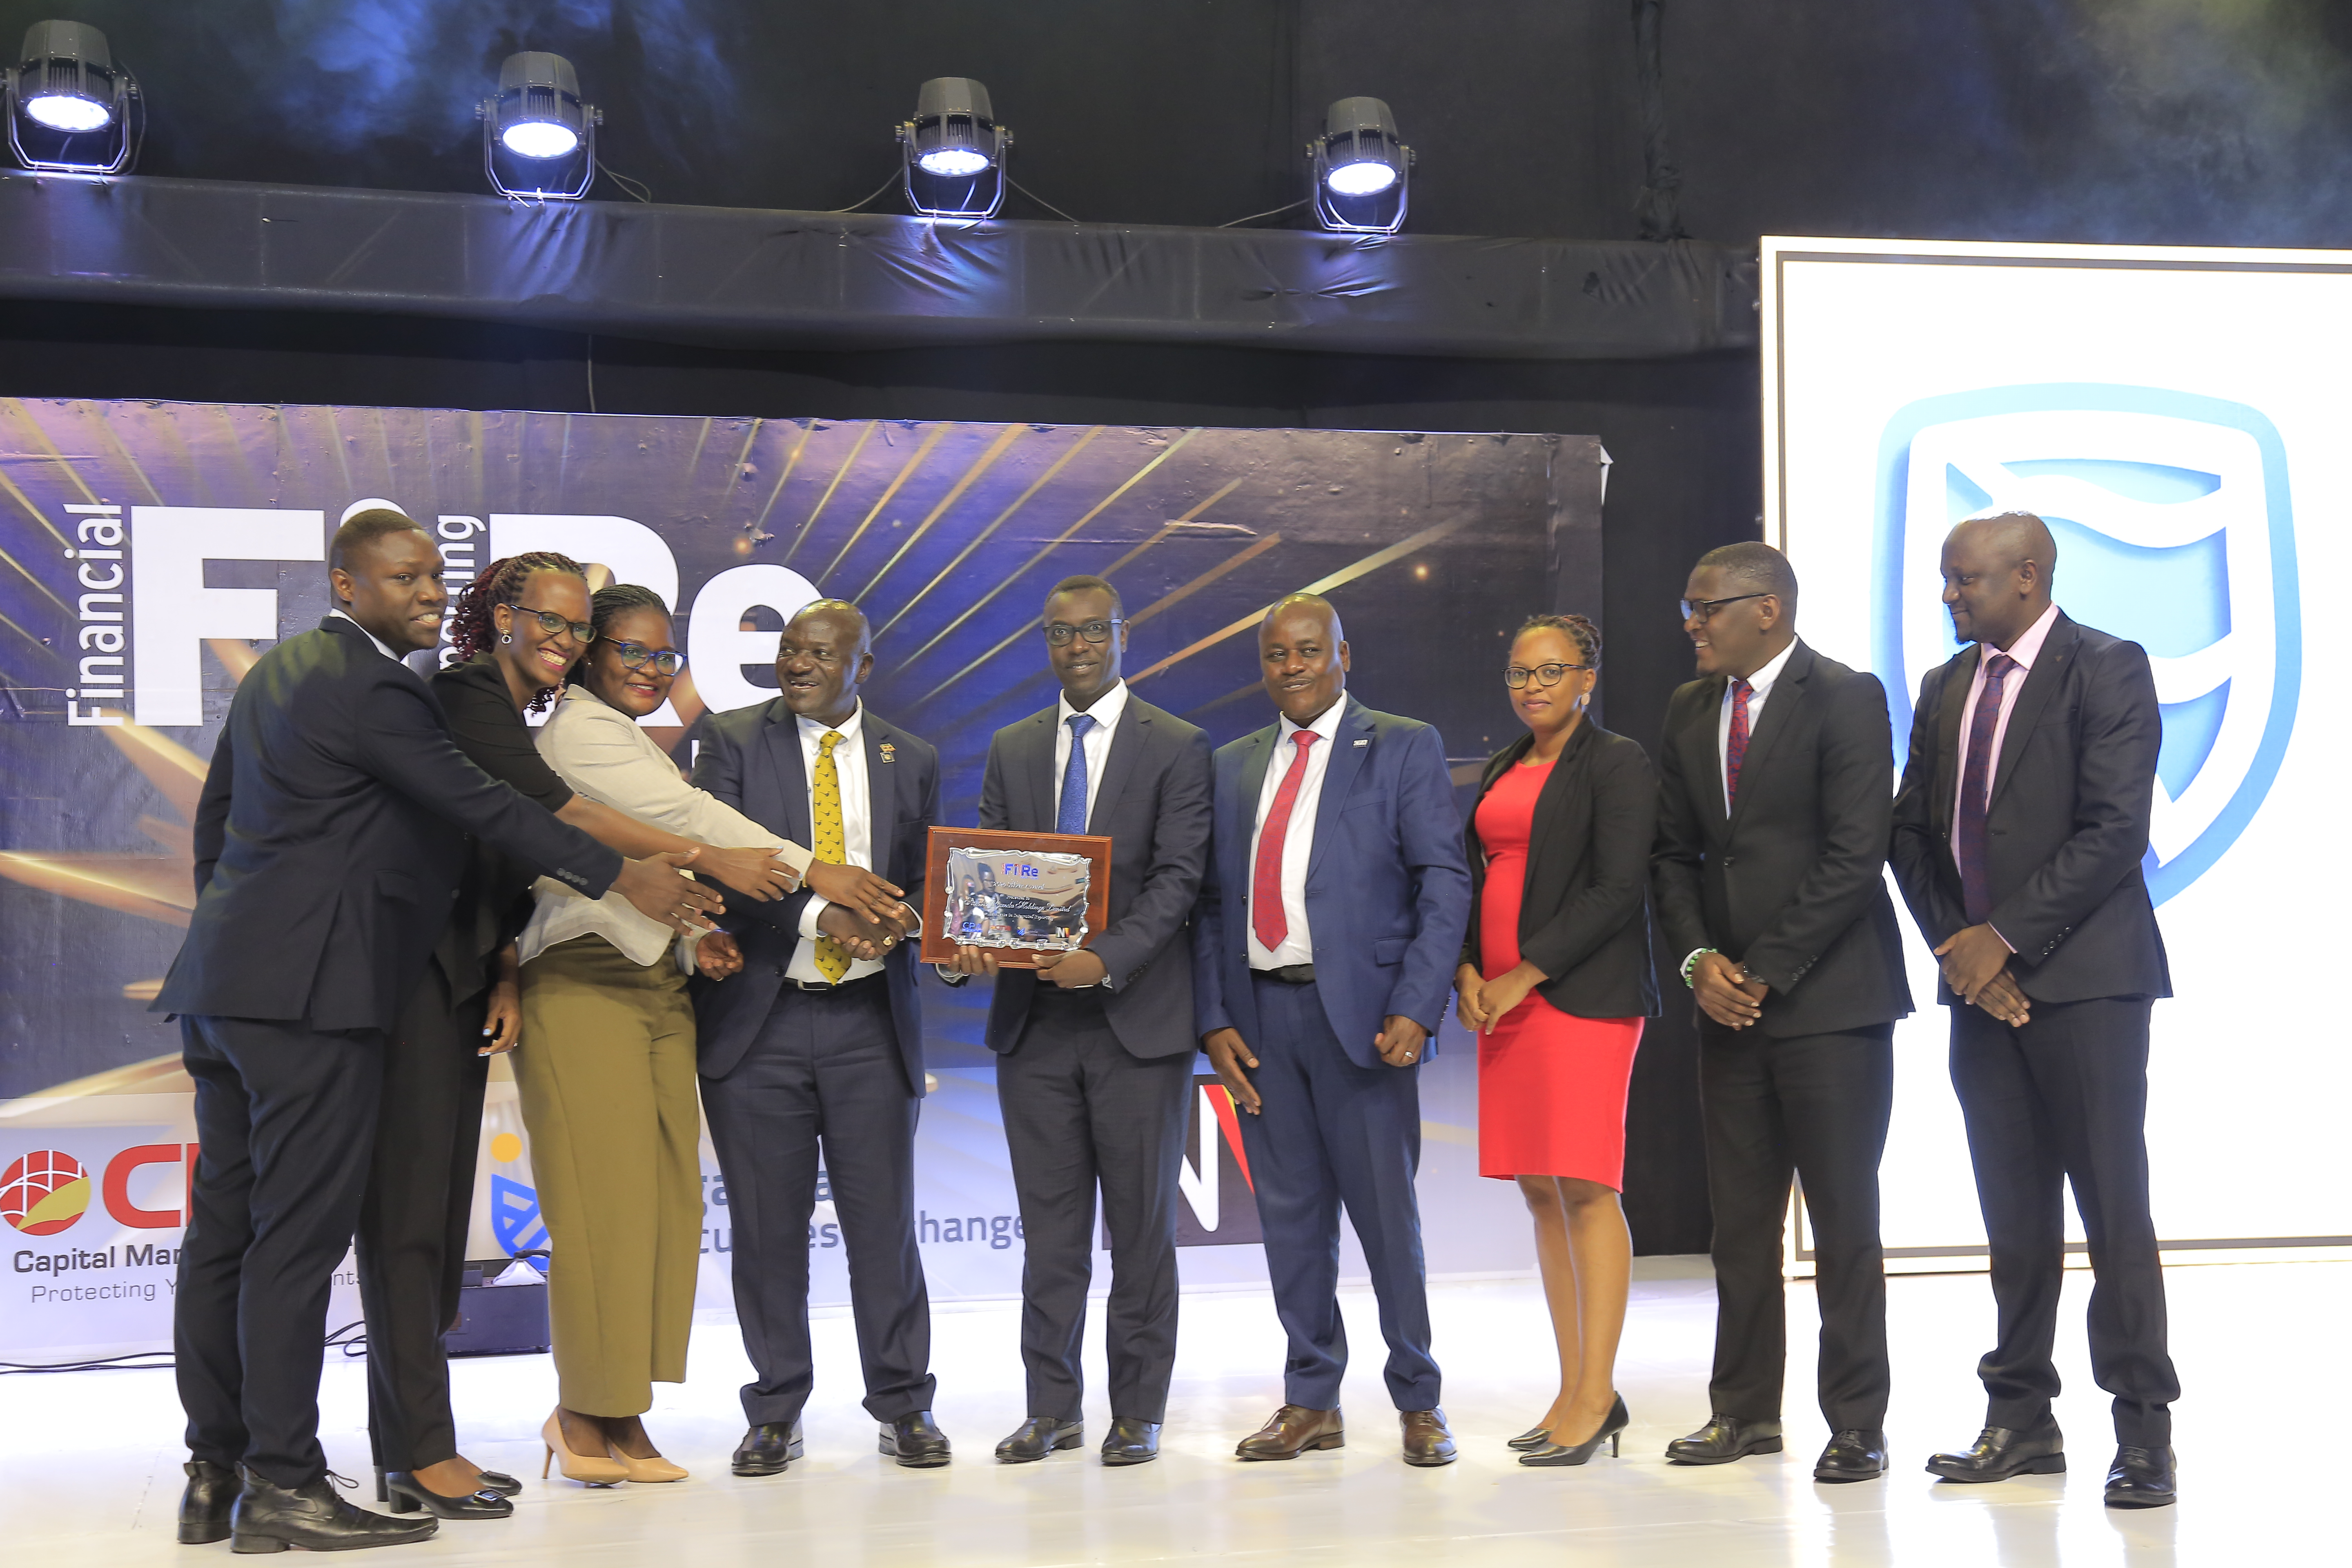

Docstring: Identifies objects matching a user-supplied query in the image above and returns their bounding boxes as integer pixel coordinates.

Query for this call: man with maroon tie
[1889,512,2178,1508]
[1194,594,1472,1466]
[1650,542,1912,1483]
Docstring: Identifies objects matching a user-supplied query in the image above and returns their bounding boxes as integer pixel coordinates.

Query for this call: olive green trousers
[514,934,701,1417]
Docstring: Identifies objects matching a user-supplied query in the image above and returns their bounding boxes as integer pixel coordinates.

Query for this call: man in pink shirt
[1889,511,2179,1509]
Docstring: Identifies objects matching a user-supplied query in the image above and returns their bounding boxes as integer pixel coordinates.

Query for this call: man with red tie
[1650,542,1912,1482]
[1194,594,1472,1467]
[1890,512,2178,1508]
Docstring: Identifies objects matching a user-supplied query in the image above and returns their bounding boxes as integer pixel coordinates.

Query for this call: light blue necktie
[1057,714,1095,833]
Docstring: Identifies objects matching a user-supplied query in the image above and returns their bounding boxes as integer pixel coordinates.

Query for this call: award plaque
[921,827,1113,968]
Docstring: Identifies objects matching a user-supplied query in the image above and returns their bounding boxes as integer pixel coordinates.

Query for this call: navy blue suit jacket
[976,693,1213,1060]
[155,616,622,1033]
[1192,695,1472,1069]
[689,699,938,1093]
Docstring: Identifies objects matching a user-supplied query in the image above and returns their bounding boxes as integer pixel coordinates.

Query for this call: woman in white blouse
[514,584,878,1486]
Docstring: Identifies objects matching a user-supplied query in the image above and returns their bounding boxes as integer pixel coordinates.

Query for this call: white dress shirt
[1246,697,1348,970]
[1949,602,2060,953]
[1053,679,1128,831]
[1716,636,1798,816]
[519,685,788,967]
[789,703,887,985]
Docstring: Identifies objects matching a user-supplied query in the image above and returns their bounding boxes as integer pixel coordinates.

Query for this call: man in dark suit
[944,575,1212,1468]
[690,599,951,1474]
[1195,593,1472,1467]
[1650,541,1912,1483]
[156,511,715,1552]
[1889,511,2179,1508]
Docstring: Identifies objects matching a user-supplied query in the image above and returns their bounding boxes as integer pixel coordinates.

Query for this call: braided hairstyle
[1515,612,1601,668]
[446,551,587,715]
[578,583,673,688]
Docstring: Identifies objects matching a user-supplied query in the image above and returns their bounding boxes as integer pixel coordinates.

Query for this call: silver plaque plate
[940,845,1092,951]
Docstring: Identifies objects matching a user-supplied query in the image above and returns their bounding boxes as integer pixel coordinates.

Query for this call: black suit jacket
[154,617,623,1033]
[1889,612,2172,1005]
[1651,639,1912,1037]
[1463,722,1660,1021]
[689,700,938,1091]
[976,692,1214,1060]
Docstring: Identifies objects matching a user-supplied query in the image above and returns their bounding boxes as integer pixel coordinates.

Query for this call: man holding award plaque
[943,575,1213,1468]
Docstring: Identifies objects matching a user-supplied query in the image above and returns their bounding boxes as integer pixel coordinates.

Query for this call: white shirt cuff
[798,898,829,942]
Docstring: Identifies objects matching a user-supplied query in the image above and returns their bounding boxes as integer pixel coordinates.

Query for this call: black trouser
[1697,1020,1894,1432]
[354,961,491,1473]
[996,989,1194,1424]
[1949,996,2177,1448]
[176,1014,384,1489]
[700,977,935,1427]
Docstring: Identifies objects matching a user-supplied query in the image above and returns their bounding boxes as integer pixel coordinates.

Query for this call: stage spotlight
[478,51,599,200]
[898,78,1010,219]
[5,21,139,175]
[1309,97,1411,234]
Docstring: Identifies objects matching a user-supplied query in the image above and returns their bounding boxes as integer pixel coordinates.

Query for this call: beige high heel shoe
[606,1419,688,1483]
[541,1410,628,1487]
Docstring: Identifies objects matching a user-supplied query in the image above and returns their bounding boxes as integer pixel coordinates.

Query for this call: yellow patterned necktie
[810,730,851,981]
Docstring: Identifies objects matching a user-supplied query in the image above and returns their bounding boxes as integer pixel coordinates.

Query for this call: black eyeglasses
[1043,618,1124,646]
[509,603,597,643]
[1679,592,1771,623]
[1504,662,1591,688]
[610,640,683,676]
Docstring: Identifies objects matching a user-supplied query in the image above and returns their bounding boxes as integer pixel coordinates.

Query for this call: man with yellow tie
[689,599,949,1472]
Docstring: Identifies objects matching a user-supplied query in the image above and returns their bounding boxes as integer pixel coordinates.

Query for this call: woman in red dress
[1457,614,1658,1467]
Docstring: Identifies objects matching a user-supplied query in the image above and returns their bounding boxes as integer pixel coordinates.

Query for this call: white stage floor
[6,1256,2316,1566]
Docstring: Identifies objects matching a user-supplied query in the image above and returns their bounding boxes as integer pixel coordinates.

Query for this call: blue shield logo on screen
[1873,384,2300,904]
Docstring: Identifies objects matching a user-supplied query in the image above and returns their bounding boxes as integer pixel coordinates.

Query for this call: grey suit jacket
[976,692,1213,1060]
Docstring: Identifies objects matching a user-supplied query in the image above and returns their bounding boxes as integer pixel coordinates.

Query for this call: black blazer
[976,693,1214,1060]
[1462,722,1659,1020]
[689,700,938,1091]
[1651,638,1912,1038]
[154,617,623,1033]
[1889,612,2172,1005]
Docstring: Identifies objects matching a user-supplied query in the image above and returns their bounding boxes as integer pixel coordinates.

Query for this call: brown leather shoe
[1401,1408,1458,1467]
[1235,1405,1345,1460]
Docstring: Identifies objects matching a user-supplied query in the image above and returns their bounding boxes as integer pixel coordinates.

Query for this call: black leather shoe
[732,1421,806,1477]
[1520,1393,1629,1467]
[1666,1414,1784,1464]
[1813,1429,1887,1482]
[229,1468,437,1552]
[2103,1446,2176,1508]
[878,1410,952,1468]
[995,1417,1082,1463]
[383,1472,512,1519]
[474,1469,522,1498]
[1100,1417,1161,1466]
[1926,1418,2065,1483]
[178,1459,237,1545]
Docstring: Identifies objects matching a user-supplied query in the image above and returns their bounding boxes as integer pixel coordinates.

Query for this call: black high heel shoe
[1505,1427,1552,1452]
[383,1471,515,1519]
[1519,1394,1630,1467]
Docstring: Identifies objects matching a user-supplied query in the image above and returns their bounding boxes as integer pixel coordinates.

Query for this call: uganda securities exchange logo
[1874,384,2301,905]
[2,1151,91,1236]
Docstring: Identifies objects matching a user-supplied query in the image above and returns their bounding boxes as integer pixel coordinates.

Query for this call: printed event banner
[0,401,1601,1359]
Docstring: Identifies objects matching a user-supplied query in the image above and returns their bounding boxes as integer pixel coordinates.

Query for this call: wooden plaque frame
[920,826,1113,968]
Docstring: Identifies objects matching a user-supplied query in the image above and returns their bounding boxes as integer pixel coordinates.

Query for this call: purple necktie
[1724,678,1753,807]
[1956,652,2020,924]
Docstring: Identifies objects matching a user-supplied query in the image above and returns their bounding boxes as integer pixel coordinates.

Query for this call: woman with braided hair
[1456,613,1658,1470]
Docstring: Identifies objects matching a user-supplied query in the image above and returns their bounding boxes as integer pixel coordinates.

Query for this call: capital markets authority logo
[2,1150,91,1236]
[1873,384,2301,905]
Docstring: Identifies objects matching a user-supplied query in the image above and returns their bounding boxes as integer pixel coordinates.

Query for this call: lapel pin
[1353,737,1369,747]
[879,742,897,763]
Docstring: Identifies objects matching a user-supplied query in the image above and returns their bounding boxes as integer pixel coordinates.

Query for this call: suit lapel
[1932,644,1980,840]
[1684,678,1731,838]
[762,700,815,848]
[1087,701,1149,833]
[863,713,899,860]
[1305,699,1374,884]
[1020,710,1058,833]
[1724,644,1809,840]
[1987,615,2078,815]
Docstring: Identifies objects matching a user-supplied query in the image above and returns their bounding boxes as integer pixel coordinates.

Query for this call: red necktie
[1251,730,1320,953]
[1724,677,1754,807]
